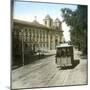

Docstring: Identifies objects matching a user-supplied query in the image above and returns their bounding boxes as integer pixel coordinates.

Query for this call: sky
[13,0,77,41]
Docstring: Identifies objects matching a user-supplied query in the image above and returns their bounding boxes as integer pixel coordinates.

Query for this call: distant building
[12,15,64,54]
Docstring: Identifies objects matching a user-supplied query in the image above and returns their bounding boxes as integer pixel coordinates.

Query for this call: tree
[61,5,87,55]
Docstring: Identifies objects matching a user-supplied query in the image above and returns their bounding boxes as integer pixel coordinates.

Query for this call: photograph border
[11,0,88,89]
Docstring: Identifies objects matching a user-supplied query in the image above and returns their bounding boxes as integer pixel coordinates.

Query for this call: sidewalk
[46,50,56,55]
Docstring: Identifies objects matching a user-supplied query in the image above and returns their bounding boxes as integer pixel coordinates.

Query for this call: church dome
[45,14,52,19]
[55,18,61,23]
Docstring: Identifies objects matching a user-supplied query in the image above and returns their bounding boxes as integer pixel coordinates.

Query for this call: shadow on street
[12,54,53,70]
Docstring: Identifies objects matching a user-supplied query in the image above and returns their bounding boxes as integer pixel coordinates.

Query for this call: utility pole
[22,29,24,66]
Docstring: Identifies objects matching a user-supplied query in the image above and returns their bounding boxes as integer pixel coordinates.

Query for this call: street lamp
[21,29,24,66]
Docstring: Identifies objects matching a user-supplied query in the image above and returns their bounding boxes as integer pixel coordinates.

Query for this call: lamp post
[21,29,24,66]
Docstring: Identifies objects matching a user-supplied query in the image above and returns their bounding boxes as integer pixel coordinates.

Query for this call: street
[12,49,87,89]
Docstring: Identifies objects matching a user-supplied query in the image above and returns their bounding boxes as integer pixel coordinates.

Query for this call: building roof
[13,19,63,32]
[13,19,50,29]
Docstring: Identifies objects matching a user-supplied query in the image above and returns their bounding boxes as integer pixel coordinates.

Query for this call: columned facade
[12,15,63,54]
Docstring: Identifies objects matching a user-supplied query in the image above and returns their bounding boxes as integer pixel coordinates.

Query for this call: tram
[55,43,74,69]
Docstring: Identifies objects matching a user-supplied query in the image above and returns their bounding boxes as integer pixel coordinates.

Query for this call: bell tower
[54,18,61,30]
[43,15,53,28]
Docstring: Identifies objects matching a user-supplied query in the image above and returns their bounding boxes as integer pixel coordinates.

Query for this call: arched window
[45,21,47,25]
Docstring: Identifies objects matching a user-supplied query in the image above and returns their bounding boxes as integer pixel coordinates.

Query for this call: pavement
[12,48,88,89]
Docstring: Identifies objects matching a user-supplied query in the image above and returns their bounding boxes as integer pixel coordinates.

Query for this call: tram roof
[56,43,73,48]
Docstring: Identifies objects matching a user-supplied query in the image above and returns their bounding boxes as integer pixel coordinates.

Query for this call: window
[45,21,47,25]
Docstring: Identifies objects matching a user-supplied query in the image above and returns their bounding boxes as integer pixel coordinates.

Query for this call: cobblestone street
[12,49,88,89]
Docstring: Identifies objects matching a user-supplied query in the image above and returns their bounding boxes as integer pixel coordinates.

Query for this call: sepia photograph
[11,0,88,89]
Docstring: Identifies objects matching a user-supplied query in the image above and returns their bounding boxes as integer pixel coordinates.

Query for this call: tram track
[12,49,87,88]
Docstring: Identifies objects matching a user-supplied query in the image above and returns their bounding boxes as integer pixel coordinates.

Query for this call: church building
[12,15,64,55]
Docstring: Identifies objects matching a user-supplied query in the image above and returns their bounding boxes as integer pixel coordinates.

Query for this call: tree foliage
[61,5,87,55]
